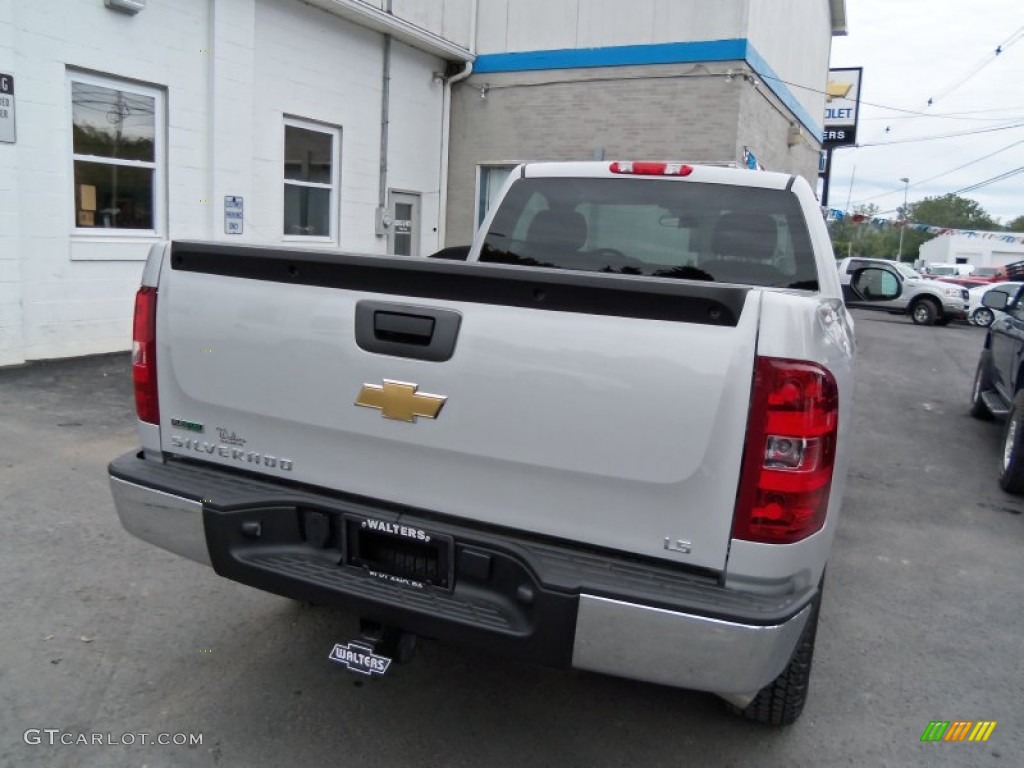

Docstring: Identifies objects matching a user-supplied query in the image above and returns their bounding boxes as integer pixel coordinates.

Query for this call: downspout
[376,0,393,241]
[437,0,478,248]
[206,0,217,239]
[376,31,391,241]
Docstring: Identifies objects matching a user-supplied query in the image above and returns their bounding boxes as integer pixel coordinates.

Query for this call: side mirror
[982,290,1010,310]
[850,266,901,302]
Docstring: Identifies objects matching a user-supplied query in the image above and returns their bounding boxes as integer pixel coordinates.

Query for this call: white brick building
[0,0,471,366]
[0,0,843,366]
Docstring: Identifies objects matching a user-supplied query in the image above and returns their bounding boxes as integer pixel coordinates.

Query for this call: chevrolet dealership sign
[823,67,861,148]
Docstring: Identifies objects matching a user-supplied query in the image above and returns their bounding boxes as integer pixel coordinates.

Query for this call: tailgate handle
[374,311,435,346]
[355,301,462,362]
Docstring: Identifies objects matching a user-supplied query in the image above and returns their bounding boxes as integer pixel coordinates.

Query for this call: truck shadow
[177,599,802,767]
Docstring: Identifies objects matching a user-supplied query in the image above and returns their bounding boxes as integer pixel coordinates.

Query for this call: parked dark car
[969,284,1024,491]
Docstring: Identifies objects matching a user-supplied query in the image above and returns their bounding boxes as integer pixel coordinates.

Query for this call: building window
[284,118,340,239]
[69,72,164,234]
[477,165,516,226]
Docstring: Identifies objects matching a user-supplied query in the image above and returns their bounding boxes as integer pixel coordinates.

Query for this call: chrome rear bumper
[110,453,813,704]
[110,475,211,566]
[573,595,810,705]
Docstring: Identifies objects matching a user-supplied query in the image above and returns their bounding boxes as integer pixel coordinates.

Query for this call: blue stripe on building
[742,43,822,141]
[472,39,823,139]
[473,39,748,72]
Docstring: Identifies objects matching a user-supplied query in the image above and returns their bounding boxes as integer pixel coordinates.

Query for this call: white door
[388,191,420,257]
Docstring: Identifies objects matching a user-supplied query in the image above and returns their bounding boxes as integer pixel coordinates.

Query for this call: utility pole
[821,149,833,207]
[897,177,909,262]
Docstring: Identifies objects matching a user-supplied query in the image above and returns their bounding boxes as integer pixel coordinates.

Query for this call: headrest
[526,209,588,252]
[710,212,778,262]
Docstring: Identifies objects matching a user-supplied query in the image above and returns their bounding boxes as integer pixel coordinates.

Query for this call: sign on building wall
[823,67,862,148]
[224,196,243,234]
[0,73,15,144]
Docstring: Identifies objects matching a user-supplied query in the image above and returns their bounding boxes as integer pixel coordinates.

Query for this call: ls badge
[355,380,447,423]
[664,537,692,554]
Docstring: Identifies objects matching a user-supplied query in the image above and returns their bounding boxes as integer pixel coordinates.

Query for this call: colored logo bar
[921,721,997,742]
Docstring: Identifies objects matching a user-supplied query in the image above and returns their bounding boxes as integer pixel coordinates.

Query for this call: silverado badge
[355,380,447,423]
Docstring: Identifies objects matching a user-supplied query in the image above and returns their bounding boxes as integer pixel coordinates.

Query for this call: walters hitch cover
[328,641,392,677]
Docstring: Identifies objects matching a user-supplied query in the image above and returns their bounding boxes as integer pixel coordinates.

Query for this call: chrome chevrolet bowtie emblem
[355,380,447,423]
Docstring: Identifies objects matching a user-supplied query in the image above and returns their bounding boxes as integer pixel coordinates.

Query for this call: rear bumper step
[109,451,815,697]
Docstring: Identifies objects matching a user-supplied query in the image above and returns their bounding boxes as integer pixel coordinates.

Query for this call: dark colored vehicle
[970,285,1024,491]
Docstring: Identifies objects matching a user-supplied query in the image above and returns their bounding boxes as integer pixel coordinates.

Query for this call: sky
[825,0,1024,226]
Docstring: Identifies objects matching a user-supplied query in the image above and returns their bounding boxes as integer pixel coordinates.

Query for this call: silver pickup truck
[109,161,859,725]
[837,256,968,325]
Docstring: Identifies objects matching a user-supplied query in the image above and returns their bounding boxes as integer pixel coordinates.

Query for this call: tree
[1006,215,1024,232]
[897,194,999,261]
[907,194,998,231]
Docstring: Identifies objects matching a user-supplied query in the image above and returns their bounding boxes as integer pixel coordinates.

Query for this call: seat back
[703,212,783,284]
[525,209,588,253]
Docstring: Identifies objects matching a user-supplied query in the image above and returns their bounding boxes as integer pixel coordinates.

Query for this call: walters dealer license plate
[343,515,454,590]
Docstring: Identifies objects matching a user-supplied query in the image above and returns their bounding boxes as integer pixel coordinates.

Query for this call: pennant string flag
[822,207,1024,244]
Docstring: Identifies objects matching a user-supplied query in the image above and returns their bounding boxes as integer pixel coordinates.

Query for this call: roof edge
[303,0,474,61]
[829,0,848,36]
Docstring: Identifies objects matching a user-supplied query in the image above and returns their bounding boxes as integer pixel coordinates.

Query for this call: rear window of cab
[480,177,818,290]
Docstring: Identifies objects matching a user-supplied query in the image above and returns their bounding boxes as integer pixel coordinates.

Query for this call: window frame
[476,164,518,227]
[67,70,166,238]
[282,116,341,244]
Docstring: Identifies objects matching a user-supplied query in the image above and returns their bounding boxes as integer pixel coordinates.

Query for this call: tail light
[132,286,160,424]
[609,161,693,176]
[732,357,838,544]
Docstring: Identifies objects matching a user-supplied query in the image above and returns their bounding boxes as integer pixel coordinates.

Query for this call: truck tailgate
[156,245,760,572]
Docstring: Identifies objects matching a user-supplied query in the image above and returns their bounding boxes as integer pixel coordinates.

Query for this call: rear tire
[730,591,820,726]
[998,391,1024,494]
[970,350,994,420]
[910,298,940,326]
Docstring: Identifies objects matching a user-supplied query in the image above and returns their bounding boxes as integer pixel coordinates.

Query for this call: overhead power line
[953,165,1024,195]
[861,112,1024,123]
[765,23,1024,118]
[853,121,1024,147]
[761,73,946,116]
[912,139,1024,187]
[763,72,1023,119]
[848,138,1024,206]
[925,24,1024,107]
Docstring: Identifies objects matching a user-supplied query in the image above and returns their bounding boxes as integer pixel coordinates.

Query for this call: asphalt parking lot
[1,309,1021,768]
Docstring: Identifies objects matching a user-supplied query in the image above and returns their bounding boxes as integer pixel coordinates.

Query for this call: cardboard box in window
[80,184,97,212]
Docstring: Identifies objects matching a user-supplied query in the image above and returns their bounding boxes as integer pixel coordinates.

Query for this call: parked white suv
[837,257,967,325]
